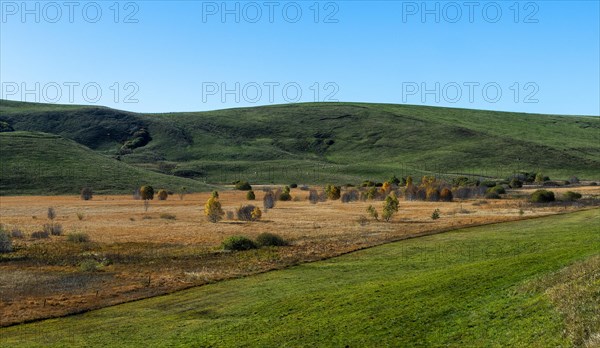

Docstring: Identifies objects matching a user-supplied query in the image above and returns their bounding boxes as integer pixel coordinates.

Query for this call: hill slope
[0,131,209,195]
[1,209,598,346]
[1,100,599,191]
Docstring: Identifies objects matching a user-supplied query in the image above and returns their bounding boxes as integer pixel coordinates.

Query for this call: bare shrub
[341,190,359,203]
[43,223,63,236]
[0,229,12,253]
[226,211,235,220]
[263,190,276,210]
[80,187,93,200]
[31,231,50,239]
[159,213,176,220]
[67,233,91,243]
[47,207,56,220]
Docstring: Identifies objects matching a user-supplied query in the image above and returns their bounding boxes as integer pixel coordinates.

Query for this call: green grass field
[2,100,599,194]
[2,209,598,347]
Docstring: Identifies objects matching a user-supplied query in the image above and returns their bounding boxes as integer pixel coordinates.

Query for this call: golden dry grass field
[1,186,598,327]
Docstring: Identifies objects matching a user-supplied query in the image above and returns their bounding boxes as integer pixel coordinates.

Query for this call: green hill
[1,99,599,194]
[0,131,209,195]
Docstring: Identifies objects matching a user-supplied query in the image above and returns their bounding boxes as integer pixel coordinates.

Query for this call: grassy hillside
[2,100,599,191]
[0,131,209,195]
[1,209,598,347]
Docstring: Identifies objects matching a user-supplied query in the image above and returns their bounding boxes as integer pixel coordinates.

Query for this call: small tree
[251,207,262,221]
[279,186,292,201]
[246,190,256,200]
[431,209,441,220]
[405,176,413,187]
[530,189,555,203]
[534,173,544,185]
[367,205,379,221]
[205,195,224,223]
[140,185,155,200]
[263,190,276,210]
[440,188,453,202]
[211,190,219,199]
[325,184,341,200]
[380,181,392,194]
[388,175,401,186]
[382,192,399,222]
[234,181,252,191]
[178,186,187,200]
[47,207,56,220]
[157,189,168,201]
[308,189,319,204]
[80,187,93,200]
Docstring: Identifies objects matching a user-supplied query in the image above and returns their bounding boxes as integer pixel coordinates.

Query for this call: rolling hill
[1,99,599,194]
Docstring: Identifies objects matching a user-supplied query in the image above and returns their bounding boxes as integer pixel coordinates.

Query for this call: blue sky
[1,0,599,115]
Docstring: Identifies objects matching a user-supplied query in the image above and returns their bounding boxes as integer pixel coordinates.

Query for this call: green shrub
[487,185,506,195]
[289,183,298,189]
[160,213,176,220]
[509,178,523,188]
[388,175,401,186]
[367,205,379,221]
[256,233,288,247]
[80,187,93,200]
[0,229,12,253]
[382,193,399,222]
[562,191,582,202]
[67,233,91,243]
[530,189,555,203]
[234,181,252,191]
[591,182,598,186]
[480,181,496,188]
[431,209,441,220]
[485,192,501,199]
[279,191,292,201]
[80,259,101,272]
[246,190,256,200]
[222,236,257,251]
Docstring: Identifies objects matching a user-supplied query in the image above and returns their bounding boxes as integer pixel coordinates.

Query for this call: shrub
[80,187,93,200]
[308,189,319,204]
[263,190,276,210]
[31,231,49,239]
[251,207,262,221]
[178,186,188,200]
[234,181,252,191]
[357,215,369,226]
[279,191,292,201]
[451,176,470,187]
[361,180,376,187]
[568,176,579,184]
[299,185,309,191]
[487,185,506,195]
[157,189,168,201]
[534,173,545,184]
[0,229,12,253]
[236,205,256,221]
[591,182,598,186]
[431,209,441,220]
[205,196,224,223]
[426,187,440,202]
[530,189,555,203]
[211,190,219,199]
[562,191,582,202]
[256,232,287,247]
[10,228,24,239]
[222,236,257,251]
[480,181,496,188]
[160,213,176,220]
[80,259,100,272]
[67,233,91,243]
[290,183,298,189]
[415,187,427,201]
[43,223,63,236]
[76,212,85,221]
[484,192,501,199]
[341,190,359,203]
[440,188,453,202]
[509,178,523,188]
[47,207,56,220]
[226,211,234,220]
[140,185,155,200]
[246,190,256,200]
[388,175,401,186]
[367,205,379,221]
[325,184,341,200]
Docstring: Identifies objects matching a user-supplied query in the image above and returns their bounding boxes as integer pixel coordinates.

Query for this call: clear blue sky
[1,0,599,115]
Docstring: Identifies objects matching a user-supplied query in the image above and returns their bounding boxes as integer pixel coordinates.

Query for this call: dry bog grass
[1,185,598,326]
